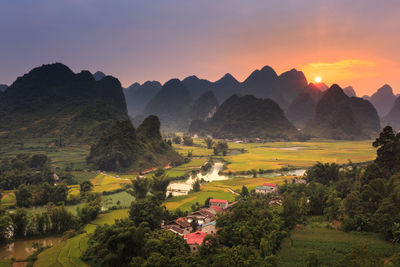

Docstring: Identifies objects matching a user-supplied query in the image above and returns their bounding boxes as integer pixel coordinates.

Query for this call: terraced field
[34,209,129,267]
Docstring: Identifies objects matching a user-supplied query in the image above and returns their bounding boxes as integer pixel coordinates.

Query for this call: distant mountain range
[189,94,296,139]
[2,62,399,142]
[143,79,193,131]
[127,65,308,131]
[124,81,161,118]
[0,84,7,92]
[183,66,307,109]
[286,83,323,129]
[382,96,400,131]
[0,63,128,142]
[306,85,380,140]
[93,71,106,81]
[343,86,357,97]
[363,84,396,117]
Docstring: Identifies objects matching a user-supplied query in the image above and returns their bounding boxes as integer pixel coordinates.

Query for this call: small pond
[0,236,63,260]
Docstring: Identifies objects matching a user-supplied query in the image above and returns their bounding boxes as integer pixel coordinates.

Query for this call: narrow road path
[215,186,240,196]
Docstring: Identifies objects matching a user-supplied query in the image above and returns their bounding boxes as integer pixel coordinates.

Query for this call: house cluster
[162,199,235,252]
[255,183,278,194]
[255,183,282,206]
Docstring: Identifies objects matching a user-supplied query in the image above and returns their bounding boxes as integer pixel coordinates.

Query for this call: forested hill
[189,94,297,139]
[306,84,380,140]
[0,63,128,143]
[87,116,182,171]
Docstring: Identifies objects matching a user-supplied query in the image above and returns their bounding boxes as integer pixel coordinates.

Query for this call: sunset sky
[1,0,399,96]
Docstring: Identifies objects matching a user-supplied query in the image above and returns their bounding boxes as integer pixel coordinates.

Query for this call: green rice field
[278,218,398,266]
[34,209,129,267]
[173,139,376,173]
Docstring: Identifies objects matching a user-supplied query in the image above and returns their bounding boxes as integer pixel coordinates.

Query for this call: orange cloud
[299,59,380,87]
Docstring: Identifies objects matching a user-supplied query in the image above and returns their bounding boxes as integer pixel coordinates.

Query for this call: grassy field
[278,218,398,266]
[0,138,90,169]
[34,209,129,267]
[0,192,16,207]
[102,191,135,208]
[68,173,131,196]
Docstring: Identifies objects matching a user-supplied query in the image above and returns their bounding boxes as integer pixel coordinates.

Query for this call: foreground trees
[15,183,68,207]
[83,193,288,266]
[280,126,400,242]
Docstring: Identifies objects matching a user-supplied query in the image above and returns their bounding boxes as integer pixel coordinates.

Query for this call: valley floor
[0,138,380,266]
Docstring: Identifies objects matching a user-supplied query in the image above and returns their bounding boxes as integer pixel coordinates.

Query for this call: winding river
[167,161,305,196]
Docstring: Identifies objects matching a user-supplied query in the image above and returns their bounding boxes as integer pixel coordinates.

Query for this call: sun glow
[315,76,322,83]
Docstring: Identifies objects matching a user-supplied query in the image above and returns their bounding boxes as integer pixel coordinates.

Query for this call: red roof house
[185,231,208,246]
[209,199,229,209]
[263,183,277,187]
[209,206,223,213]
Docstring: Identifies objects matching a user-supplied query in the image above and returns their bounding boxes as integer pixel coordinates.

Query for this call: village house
[293,178,307,184]
[201,221,216,235]
[255,183,278,194]
[185,231,208,253]
[163,217,191,236]
[188,208,216,225]
[209,199,229,209]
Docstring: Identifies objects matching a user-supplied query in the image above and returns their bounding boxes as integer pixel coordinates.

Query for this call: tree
[128,177,149,199]
[324,190,343,221]
[373,126,400,178]
[150,171,170,201]
[282,193,299,228]
[190,219,198,232]
[11,208,28,237]
[52,183,69,204]
[80,181,93,195]
[200,235,219,256]
[392,223,400,244]
[172,136,181,144]
[0,213,12,244]
[204,137,213,149]
[183,136,194,146]
[78,198,102,224]
[213,141,229,156]
[15,184,32,207]
[305,162,340,185]
[204,197,213,207]
[129,198,164,230]
[307,182,328,215]
[28,154,50,169]
[240,185,249,198]
[192,179,201,192]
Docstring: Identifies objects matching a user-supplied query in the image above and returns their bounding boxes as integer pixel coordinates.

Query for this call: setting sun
[315,76,322,83]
